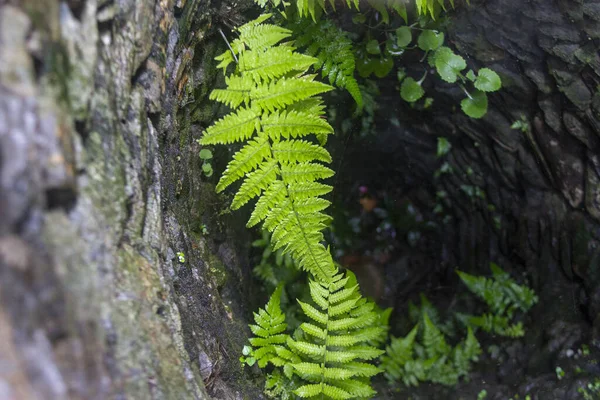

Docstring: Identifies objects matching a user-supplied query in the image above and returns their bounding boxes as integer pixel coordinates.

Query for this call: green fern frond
[292,19,363,109]
[457,263,538,318]
[252,77,333,112]
[287,271,384,398]
[261,110,333,140]
[216,135,270,191]
[208,15,387,398]
[238,22,292,52]
[209,76,254,108]
[200,15,338,283]
[231,159,279,209]
[247,286,298,368]
[452,327,481,378]
[239,47,317,83]
[422,313,451,359]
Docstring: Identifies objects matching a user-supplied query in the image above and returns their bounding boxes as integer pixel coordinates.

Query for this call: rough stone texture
[334,0,600,397]
[0,1,262,399]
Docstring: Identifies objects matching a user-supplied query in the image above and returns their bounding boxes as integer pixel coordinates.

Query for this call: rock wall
[347,0,600,374]
[0,1,262,398]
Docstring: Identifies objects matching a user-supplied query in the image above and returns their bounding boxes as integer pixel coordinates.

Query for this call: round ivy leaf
[474,68,502,92]
[461,90,488,119]
[434,47,466,83]
[199,148,213,160]
[417,30,445,51]
[373,56,394,78]
[400,77,425,102]
[396,26,412,47]
[357,57,374,77]
[366,39,381,55]
[202,163,214,176]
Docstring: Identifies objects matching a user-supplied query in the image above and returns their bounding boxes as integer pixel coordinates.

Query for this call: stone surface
[0,1,261,399]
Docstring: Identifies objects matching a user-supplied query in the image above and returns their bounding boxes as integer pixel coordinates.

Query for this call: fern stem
[218,28,238,63]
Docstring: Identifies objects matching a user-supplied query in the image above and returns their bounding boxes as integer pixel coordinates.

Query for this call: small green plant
[395,31,502,118]
[381,314,481,387]
[242,275,388,399]
[176,252,186,263]
[510,115,530,133]
[457,263,538,338]
[199,148,214,177]
[477,389,488,400]
[382,264,537,388]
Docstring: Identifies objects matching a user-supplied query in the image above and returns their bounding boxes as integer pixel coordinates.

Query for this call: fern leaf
[240,47,317,83]
[200,107,258,145]
[422,313,450,359]
[209,75,253,108]
[299,322,326,340]
[246,286,292,368]
[281,162,334,182]
[252,77,333,112]
[247,181,286,227]
[333,379,377,398]
[207,16,386,398]
[261,110,333,140]
[231,159,279,209]
[272,139,332,164]
[298,299,328,325]
[238,23,292,51]
[292,19,363,109]
[287,181,332,200]
[216,135,270,191]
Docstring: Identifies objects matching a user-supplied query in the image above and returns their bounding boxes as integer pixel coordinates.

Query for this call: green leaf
[434,47,466,83]
[418,30,445,51]
[366,39,381,55]
[199,149,213,160]
[466,69,476,81]
[474,68,502,92]
[396,26,412,47]
[356,57,375,78]
[461,90,488,118]
[389,0,408,23]
[400,77,425,102]
[373,56,394,78]
[202,163,213,176]
[436,137,451,157]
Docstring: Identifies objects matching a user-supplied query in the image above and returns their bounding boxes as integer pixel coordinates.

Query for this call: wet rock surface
[0,1,261,399]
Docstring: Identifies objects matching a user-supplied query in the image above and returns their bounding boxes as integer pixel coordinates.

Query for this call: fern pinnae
[206,15,387,398]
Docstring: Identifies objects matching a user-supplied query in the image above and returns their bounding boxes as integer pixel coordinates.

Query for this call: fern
[381,316,480,388]
[243,273,386,399]
[457,263,538,337]
[201,14,338,283]
[205,15,386,398]
[291,18,363,109]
